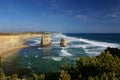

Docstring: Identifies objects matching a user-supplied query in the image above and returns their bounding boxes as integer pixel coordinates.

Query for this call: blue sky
[0,0,120,33]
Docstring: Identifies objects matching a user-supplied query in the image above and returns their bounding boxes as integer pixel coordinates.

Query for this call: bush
[59,48,120,80]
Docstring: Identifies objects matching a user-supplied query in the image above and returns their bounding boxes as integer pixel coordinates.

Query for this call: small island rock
[60,38,67,47]
[40,34,51,47]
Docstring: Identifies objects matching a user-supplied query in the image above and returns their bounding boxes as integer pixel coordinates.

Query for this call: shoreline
[0,44,27,56]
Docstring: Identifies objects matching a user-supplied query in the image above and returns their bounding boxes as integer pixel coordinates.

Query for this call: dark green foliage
[59,48,120,80]
[59,70,71,80]
[59,63,71,80]
[45,72,59,80]
[11,74,18,80]
[0,68,6,80]
[104,47,120,57]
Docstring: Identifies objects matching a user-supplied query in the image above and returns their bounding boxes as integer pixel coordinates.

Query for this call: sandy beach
[0,44,26,56]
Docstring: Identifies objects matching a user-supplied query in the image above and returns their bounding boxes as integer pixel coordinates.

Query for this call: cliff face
[0,33,41,55]
[0,35,19,48]
[0,33,41,48]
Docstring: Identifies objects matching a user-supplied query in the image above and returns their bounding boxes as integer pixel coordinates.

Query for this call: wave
[35,55,39,58]
[68,44,92,48]
[79,38,119,48]
[84,47,105,55]
[24,54,28,57]
[28,33,119,48]
[51,57,62,61]
[25,38,41,46]
[27,33,119,56]
[38,47,42,49]
[52,33,119,48]
[42,56,62,61]
[59,49,72,57]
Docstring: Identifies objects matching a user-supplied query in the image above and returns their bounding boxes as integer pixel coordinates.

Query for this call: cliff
[0,33,41,55]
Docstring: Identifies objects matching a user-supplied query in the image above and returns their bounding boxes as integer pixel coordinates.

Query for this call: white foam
[67,37,80,43]
[68,44,92,48]
[51,33,66,38]
[30,44,36,46]
[27,33,120,57]
[26,38,41,46]
[84,49,100,54]
[57,33,119,48]
[25,54,28,57]
[38,47,42,49]
[28,62,31,65]
[52,41,60,45]
[42,56,50,59]
[59,49,72,57]
[42,56,62,61]
[57,33,80,42]
[27,66,31,69]
[27,33,119,48]
[34,39,40,43]
[51,57,62,61]
[35,55,39,58]
[79,38,119,48]
[83,47,106,56]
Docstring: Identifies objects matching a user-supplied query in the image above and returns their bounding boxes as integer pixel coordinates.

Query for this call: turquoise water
[3,33,120,75]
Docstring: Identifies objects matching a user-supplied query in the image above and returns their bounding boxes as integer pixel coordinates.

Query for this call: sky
[0,0,120,33]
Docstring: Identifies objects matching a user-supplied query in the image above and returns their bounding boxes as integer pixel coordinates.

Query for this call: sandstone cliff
[0,34,41,48]
[40,34,51,47]
[0,33,41,55]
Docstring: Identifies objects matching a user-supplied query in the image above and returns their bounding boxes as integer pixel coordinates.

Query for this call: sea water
[3,33,120,75]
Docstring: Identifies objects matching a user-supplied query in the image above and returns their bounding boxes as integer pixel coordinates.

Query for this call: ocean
[3,33,120,75]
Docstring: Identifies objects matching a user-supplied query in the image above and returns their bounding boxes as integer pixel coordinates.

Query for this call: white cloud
[75,14,87,19]
[108,12,120,18]
[109,14,118,18]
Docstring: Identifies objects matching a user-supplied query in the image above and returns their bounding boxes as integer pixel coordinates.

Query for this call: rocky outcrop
[60,38,67,47]
[40,34,51,47]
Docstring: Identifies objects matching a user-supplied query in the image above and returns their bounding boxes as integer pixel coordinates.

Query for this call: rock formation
[60,38,67,47]
[0,33,41,55]
[40,34,51,47]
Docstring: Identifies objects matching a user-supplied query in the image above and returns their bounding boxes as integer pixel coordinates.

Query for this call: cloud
[108,12,120,18]
[109,14,118,18]
[75,14,87,19]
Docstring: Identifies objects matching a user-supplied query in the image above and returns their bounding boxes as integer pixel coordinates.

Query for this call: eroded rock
[40,34,51,47]
[60,38,67,47]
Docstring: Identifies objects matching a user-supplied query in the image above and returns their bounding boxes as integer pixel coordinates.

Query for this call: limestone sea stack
[60,38,67,47]
[40,34,51,47]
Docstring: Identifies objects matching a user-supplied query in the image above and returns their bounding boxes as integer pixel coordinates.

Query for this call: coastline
[0,44,27,56]
[0,33,42,57]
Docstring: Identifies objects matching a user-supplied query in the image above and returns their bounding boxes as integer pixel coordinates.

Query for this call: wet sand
[0,45,26,56]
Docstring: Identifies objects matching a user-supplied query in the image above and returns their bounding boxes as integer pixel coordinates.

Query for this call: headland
[0,32,42,56]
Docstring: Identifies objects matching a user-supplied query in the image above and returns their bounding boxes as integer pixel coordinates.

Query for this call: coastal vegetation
[0,47,120,80]
[0,32,43,35]
[0,32,55,36]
